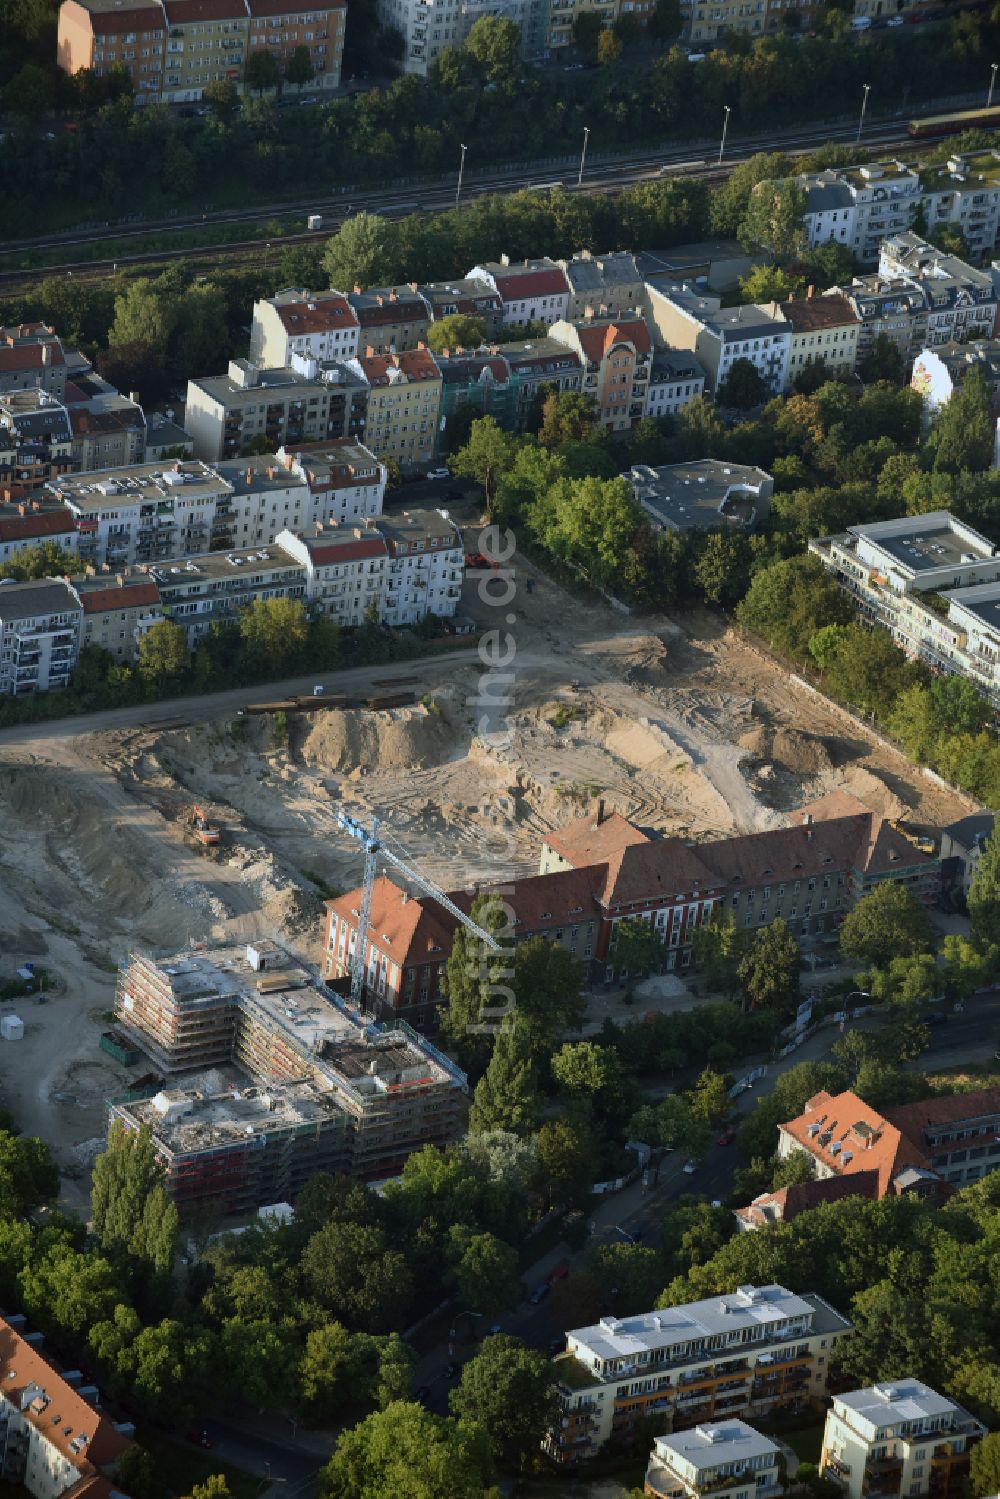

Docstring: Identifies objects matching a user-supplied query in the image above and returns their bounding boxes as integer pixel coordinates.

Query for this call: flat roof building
[628,460,773,532]
[821,1381,985,1499]
[644,1422,782,1499]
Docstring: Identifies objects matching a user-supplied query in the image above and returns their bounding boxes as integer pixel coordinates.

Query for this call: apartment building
[0,325,67,400]
[833,276,930,367]
[644,1422,783,1499]
[546,1283,852,1463]
[185,361,345,462]
[347,286,431,356]
[375,508,464,626]
[548,318,652,432]
[920,150,1000,264]
[629,460,772,533]
[777,293,860,388]
[689,0,766,44]
[0,392,75,499]
[0,581,82,697]
[358,349,442,468]
[419,278,504,338]
[75,575,162,664]
[777,1084,1000,1193]
[147,542,306,644]
[48,460,234,568]
[467,259,571,328]
[57,0,344,102]
[275,526,387,627]
[250,290,361,367]
[558,251,646,322]
[433,351,516,453]
[821,1382,985,1499]
[911,339,1000,415]
[644,352,706,420]
[285,354,370,442]
[0,510,78,568]
[877,233,997,347]
[144,413,195,462]
[808,512,1000,706]
[800,161,922,265]
[0,1315,132,1499]
[273,439,387,526]
[545,0,615,51]
[502,338,584,429]
[110,942,467,1212]
[646,285,790,396]
[374,0,545,74]
[940,812,995,896]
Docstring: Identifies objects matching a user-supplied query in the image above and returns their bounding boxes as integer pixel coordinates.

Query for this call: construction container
[365,691,416,710]
[100,1030,141,1065]
[1,1015,24,1041]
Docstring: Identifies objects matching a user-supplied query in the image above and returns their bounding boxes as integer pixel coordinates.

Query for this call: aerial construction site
[0,542,976,1206]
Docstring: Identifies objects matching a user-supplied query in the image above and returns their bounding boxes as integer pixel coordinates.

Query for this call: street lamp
[857,82,870,144]
[578,125,590,188]
[990,62,998,108]
[718,104,731,167]
[455,142,468,210]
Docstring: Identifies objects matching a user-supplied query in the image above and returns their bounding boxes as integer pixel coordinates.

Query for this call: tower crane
[335,811,502,1009]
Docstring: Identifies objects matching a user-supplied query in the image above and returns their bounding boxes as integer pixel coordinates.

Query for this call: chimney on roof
[807,286,815,299]
[376,295,385,307]
[389,288,397,302]
[500,253,510,267]
[129,390,139,404]
[594,797,606,826]
[354,284,362,294]
[401,890,409,904]
[41,344,51,366]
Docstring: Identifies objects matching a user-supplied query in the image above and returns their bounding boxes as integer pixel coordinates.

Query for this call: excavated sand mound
[737,726,833,777]
[838,766,909,821]
[604,716,692,777]
[299,705,458,774]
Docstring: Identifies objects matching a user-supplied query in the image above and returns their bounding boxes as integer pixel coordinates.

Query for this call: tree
[928,366,995,474]
[648,0,682,37]
[452,417,519,513]
[971,1432,1000,1498]
[738,178,806,260]
[203,79,238,120]
[737,1060,847,1162]
[189,1481,233,1499]
[572,9,604,53]
[512,937,585,1040]
[318,1402,495,1499]
[738,919,800,1014]
[736,553,852,662]
[839,884,934,970]
[717,358,769,410]
[446,1226,521,1313]
[246,48,280,93]
[688,1067,730,1125]
[538,390,595,445]
[219,1320,300,1407]
[469,1017,540,1136]
[112,1446,169,1499]
[868,953,939,1008]
[969,828,1000,947]
[440,893,513,1066]
[692,911,750,999]
[629,1095,712,1159]
[711,152,793,237]
[299,1322,359,1420]
[772,1149,815,1189]
[0,1131,58,1215]
[426,314,487,353]
[534,1116,596,1204]
[859,333,903,384]
[322,213,403,292]
[739,263,803,303]
[302,1221,414,1332]
[285,44,315,86]
[597,28,622,62]
[449,1336,556,1462]
[135,617,188,686]
[4,62,55,116]
[464,16,521,80]
[609,917,664,978]
[239,596,308,674]
[91,1122,178,1275]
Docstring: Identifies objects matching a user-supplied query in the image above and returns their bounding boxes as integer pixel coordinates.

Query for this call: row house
[775,293,860,389]
[800,161,923,265]
[0,392,75,500]
[821,1382,985,1499]
[502,337,584,429]
[250,289,360,368]
[547,1284,852,1463]
[0,581,82,697]
[833,276,930,368]
[644,1422,783,1499]
[467,258,571,328]
[920,151,1000,264]
[358,348,442,468]
[911,338,1000,416]
[0,325,67,400]
[418,278,505,338]
[0,510,79,568]
[545,0,615,51]
[48,460,235,569]
[149,542,307,643]
[57,0,345,104]
[646,283,790,397]
[548,317,652,432]
[689,0,767,43]
[644,351,706,420]
[374,0,545,76]
[287,353,370,442]
[185,360,346,463]
[433,350,516,454]
[809,511,1000,707]
[273,439,387,526]
[276,526,388,628]
[557,251,646,323]
[74,574,162,664]
[876,233,997,347]
[346,286,431,357]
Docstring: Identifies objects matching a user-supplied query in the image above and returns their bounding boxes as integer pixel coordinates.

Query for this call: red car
[717,1127,737,1146]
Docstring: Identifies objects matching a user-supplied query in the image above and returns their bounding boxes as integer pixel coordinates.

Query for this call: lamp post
[455,142,467,209]
[578,125,590,188]
[718,104,731,166]
[857,82,870,144]
[990,62,998,108]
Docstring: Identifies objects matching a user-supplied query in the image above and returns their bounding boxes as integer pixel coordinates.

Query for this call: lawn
[140,1432,261,1499]
[755,1411,825,1467]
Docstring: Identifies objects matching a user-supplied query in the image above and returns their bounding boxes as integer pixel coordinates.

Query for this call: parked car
[529,1281,551,1304]
[426,466,450,481]
[185,1431,215,1450]
[887,14,904,22]
[682,1159,697,1174]
[717,1126,737,1146]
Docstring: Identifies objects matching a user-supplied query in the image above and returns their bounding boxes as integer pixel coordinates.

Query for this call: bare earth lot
[0,547,972,1190]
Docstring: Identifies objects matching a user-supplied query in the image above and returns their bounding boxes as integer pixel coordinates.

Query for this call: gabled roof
[78,579,160,614]
[778,294,859,333]
[885,1085,1000,1141]
[600,838,720,908]
[300,534,387,565]
[543,809,651,868]
[327,875,456,965]
[273,294,358,336]
[474,262,570,301]
[0,1319,131,1474]
[450,864,607,936]
[778,1089,926,1197]
[735,1170,880,1228]
[0,511,76,544]
[574,318,652,364]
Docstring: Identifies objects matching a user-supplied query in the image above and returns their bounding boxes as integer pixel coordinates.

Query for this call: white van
[851,15,872,28]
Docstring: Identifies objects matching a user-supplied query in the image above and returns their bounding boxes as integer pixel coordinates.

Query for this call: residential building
[628,460,773,533]
[644,352,706,420]
[688,0,767,44]
[147,542,306,644]
[939,811,995,896]
[0,391,75,499]
[185,360,347,462]
[502,337,584,429]
[0,510,79,568]
[834,276,930,368]
[419,278,505,338]
[777,293,860,388]
[432,350,516,453]
[548,317,653,432]
[244,0,345,97]
[0,581,82,697]
[64,372,146,473]
[644,1421,782,1499]
[75,574,162,664]
[800,161,923,265]
[777,1083,1000,1192]
[347,286,431,356]
[57,0,166,104]
[911,339,1000,415]
[735,1171,882,1232]
[646,284,790,396]
[821,1382,985,1499]
[111,941,467,1211]
[877,233,997,347]
[0,325,68,400]
[374,0,545,75]
[639,243,754,297]
[0,1314,133,1499]
[808,512,1000,706]
[275,526,387,628]
[545,0,615,51]
[48,460,235,569]
[272,439,387,526]
[375,507,464,626]
[144,412,194,462]
[358,348,442,468]
[557,251,646,322]
[919,150,1000,264]
[250,289,361,367]
[467,258,571,328]
[546,1284,853,1463]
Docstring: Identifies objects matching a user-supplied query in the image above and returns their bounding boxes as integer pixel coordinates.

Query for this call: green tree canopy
[738,918,800,1014]
[319,1402,496,1499]
[449,1335,556,1461]
[426,314,488,353]
[968,825,1000,948]
[839,884,934,970]
[609,916,664,978]
[238,596,308,674]
[717,358,769,410]
[91,1121,178,1274]
[137,619,189,688]
[468,1016,540,1136]
[452,417,520,512]
[322,213,403,292]
[463,15,521,80]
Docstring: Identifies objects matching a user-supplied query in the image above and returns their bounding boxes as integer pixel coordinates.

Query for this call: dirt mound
[299,705,458,774]
[838,766,909,820]
[604,716,691,778]
[738,726,832,776]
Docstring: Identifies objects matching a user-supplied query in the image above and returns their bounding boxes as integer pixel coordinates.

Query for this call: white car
[426,466,450,481]
[887,13,903,22]
[682,1159,697,1174]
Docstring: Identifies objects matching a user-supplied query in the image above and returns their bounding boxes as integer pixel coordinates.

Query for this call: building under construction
[111,941,467,1216]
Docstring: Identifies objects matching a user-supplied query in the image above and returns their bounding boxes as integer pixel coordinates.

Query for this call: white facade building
[821,1381,985,1499]
[0,581,82,696]
[645,284,790,396]
[467,259,571,327]
[375,509,463,627]
[275,526,387,628]
[374,0,545,75]
[645,1421,783,1499]
[249,289,361,367]
[644,352,706,419]
[800,161,922,265]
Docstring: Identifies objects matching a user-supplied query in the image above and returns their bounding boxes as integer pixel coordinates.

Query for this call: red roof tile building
[0,509,79,566]
[467,259,571,328]
[549,316,654,431]
[322,798,940,1028]
[251,290,360,367]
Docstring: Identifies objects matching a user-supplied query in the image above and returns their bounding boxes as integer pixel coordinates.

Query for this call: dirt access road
[0,545,973,1193]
